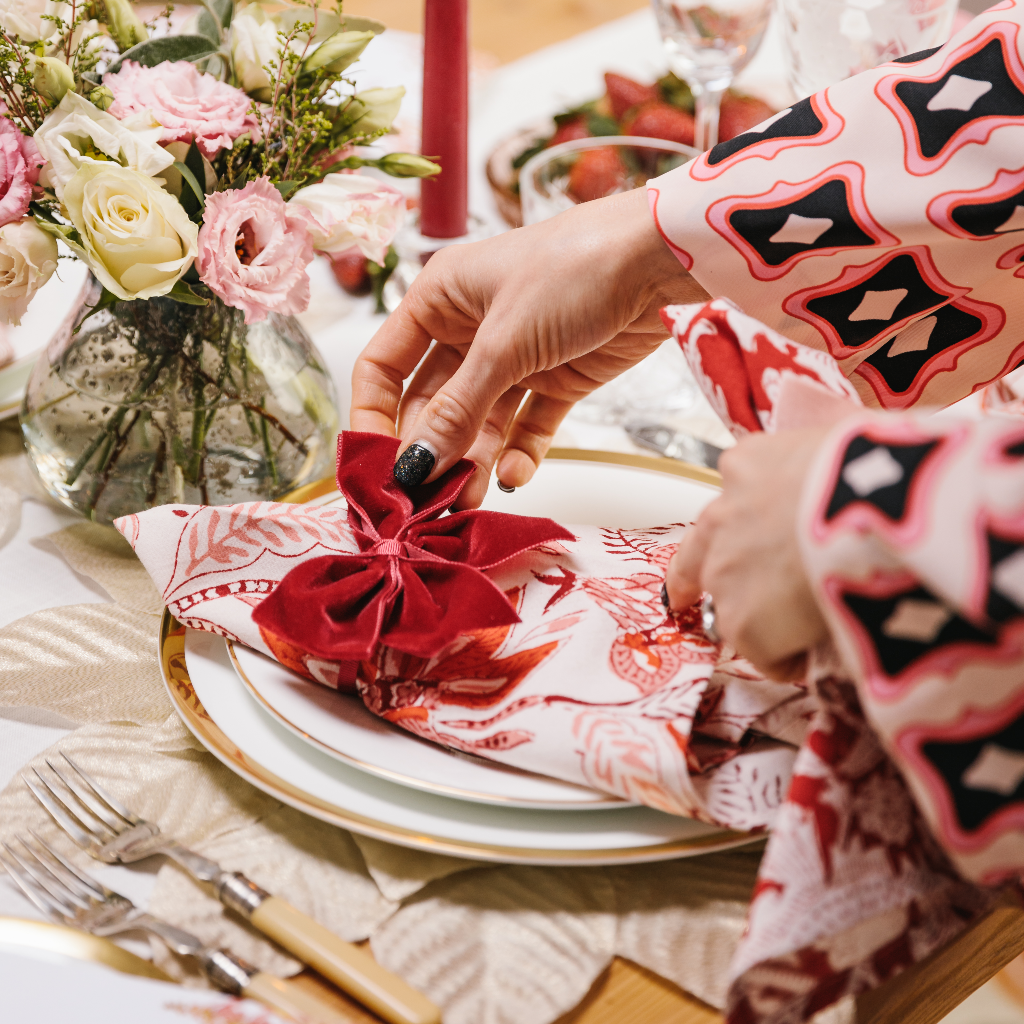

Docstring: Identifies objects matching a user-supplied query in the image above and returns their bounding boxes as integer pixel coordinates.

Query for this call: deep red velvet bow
[253,432,575,661]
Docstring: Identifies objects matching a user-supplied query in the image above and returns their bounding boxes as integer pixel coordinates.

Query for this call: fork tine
[24,771,107,850]
[60,752,141,826]
[44,757,125,834]
[0,849,66,920]
[22,833,105,902]
[26,830,109,900]
[1,839,90,911]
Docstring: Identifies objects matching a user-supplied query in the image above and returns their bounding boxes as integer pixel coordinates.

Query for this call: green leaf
[208,0,232,29]
[195,8,221,46]
[73,286,119,333]
[586,112,620,137]
[35,218,82,247]
[168,280,210,306]
[173,160,205,208]
[273,180,301,200]
[511,138,549,170]
[105,35,217,76]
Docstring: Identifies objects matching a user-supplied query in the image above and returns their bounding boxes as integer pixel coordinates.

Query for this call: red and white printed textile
[118,498,805,829]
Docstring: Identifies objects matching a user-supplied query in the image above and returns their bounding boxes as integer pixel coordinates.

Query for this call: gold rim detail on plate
[0,916,171,980]
[227,640,630,810]
[160,448,749,863]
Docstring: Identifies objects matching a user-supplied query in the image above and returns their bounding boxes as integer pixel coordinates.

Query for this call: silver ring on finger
[700,593,720,644]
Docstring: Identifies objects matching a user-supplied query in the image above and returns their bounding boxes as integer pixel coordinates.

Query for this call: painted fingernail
[496,480,515,493]
[661,582,670,609]
[393,441,437,487]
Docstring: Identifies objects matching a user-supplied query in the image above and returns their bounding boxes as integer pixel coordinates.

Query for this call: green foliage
[105,34,217,76]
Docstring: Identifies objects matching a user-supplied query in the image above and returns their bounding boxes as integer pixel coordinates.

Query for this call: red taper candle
[419,0,469,238]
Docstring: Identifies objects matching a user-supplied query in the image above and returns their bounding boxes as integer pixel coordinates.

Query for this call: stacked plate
[161,449,757,865]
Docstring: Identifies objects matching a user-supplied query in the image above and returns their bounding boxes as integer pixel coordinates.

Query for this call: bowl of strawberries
[486,70,775,227]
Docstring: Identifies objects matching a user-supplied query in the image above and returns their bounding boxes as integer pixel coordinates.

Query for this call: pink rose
[0,118,40,228]
[197,176,316,324]
[104,60,259,159]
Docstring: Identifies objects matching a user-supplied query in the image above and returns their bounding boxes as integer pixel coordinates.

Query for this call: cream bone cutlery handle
[220,875,442,1024]
[243,972,357,1024]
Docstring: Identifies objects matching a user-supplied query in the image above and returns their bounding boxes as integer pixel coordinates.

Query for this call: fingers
[396,340,518,483]
[351,302,435,436]
[396,342,464,439]
[496,393,575,489]
[664,511,715,610]
[452,387,527,510]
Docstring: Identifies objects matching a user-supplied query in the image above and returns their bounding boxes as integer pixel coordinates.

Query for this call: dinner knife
[625,422,724,470]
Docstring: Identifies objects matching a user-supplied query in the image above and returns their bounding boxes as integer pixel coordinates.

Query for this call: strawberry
[567,147,626,204]
[621,101,695,147]
[718,94,776,142]
[329,250,371,296]
[604,72,659,121]
[548,115,591,148]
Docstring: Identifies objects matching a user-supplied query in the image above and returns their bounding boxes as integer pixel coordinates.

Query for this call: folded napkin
[118,430,806,829]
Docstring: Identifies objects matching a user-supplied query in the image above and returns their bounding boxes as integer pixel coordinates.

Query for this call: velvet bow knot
[252,432,575,661]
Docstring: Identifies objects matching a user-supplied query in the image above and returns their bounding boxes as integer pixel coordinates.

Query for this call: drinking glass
[650,0,775,150]
[779,0,959,98]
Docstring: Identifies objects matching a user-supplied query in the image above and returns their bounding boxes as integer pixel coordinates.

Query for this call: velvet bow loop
[252,432,575,662]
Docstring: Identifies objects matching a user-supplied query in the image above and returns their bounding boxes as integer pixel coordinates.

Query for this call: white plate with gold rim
[229,641,628,809]
[162,450,748,864]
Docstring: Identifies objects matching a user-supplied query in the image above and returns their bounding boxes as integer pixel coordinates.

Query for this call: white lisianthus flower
[0,217,58,324]
[229,7,285,100]
[34,92,175,200]
[62,163,198,300]
[0,0,65,42]
[289,173,405,264]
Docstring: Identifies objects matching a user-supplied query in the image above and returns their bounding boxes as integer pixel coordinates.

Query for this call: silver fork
[0,831,351,1023]
[25,753,439,1024]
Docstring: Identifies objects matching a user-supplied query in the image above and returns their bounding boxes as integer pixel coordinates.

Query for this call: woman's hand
[350,187,708,509]
[664,428,832,680]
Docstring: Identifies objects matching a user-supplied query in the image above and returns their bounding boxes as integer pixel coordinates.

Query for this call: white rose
[0,217,58,324]
[0,0,66,42]
[229,7,285,100]
[289,173,405,264]
[63,163,198,300]
[34,92,175,200]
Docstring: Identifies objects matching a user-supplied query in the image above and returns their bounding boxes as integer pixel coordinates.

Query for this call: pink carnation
[104,60,260,159]
[197,176,316,324]
[0,117,40,228]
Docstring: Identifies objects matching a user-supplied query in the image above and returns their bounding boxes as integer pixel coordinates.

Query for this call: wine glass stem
[693,82,728,152]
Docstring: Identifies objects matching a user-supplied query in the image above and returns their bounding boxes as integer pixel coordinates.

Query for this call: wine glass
[650,0,775,151]
[778,0,959,98]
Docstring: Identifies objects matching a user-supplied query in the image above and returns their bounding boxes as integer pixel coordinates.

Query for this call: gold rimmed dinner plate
[160,449,754,865]
[0,917,169,980]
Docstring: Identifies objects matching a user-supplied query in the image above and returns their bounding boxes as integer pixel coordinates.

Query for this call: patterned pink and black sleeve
[798,408,1024,883]
[648,0,1024,412]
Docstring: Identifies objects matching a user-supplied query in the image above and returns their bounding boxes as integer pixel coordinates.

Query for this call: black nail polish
[496,480,515,493]
[661,582,670,609]
[393,444,436,487]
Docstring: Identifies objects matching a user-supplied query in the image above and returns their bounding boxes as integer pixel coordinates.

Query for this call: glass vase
[20,277,339,525]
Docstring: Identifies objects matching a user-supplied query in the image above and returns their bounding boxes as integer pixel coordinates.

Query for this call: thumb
[392,343,515,488]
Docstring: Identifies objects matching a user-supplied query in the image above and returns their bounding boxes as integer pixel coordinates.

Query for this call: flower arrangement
[0,0,436,320]
[10,0,439,524]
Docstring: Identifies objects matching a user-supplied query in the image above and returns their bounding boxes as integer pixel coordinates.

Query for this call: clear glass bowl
[519,135,698,225]
[21,278,339,525]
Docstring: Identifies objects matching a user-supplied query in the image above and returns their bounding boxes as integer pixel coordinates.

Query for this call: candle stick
[419,0,469,238]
